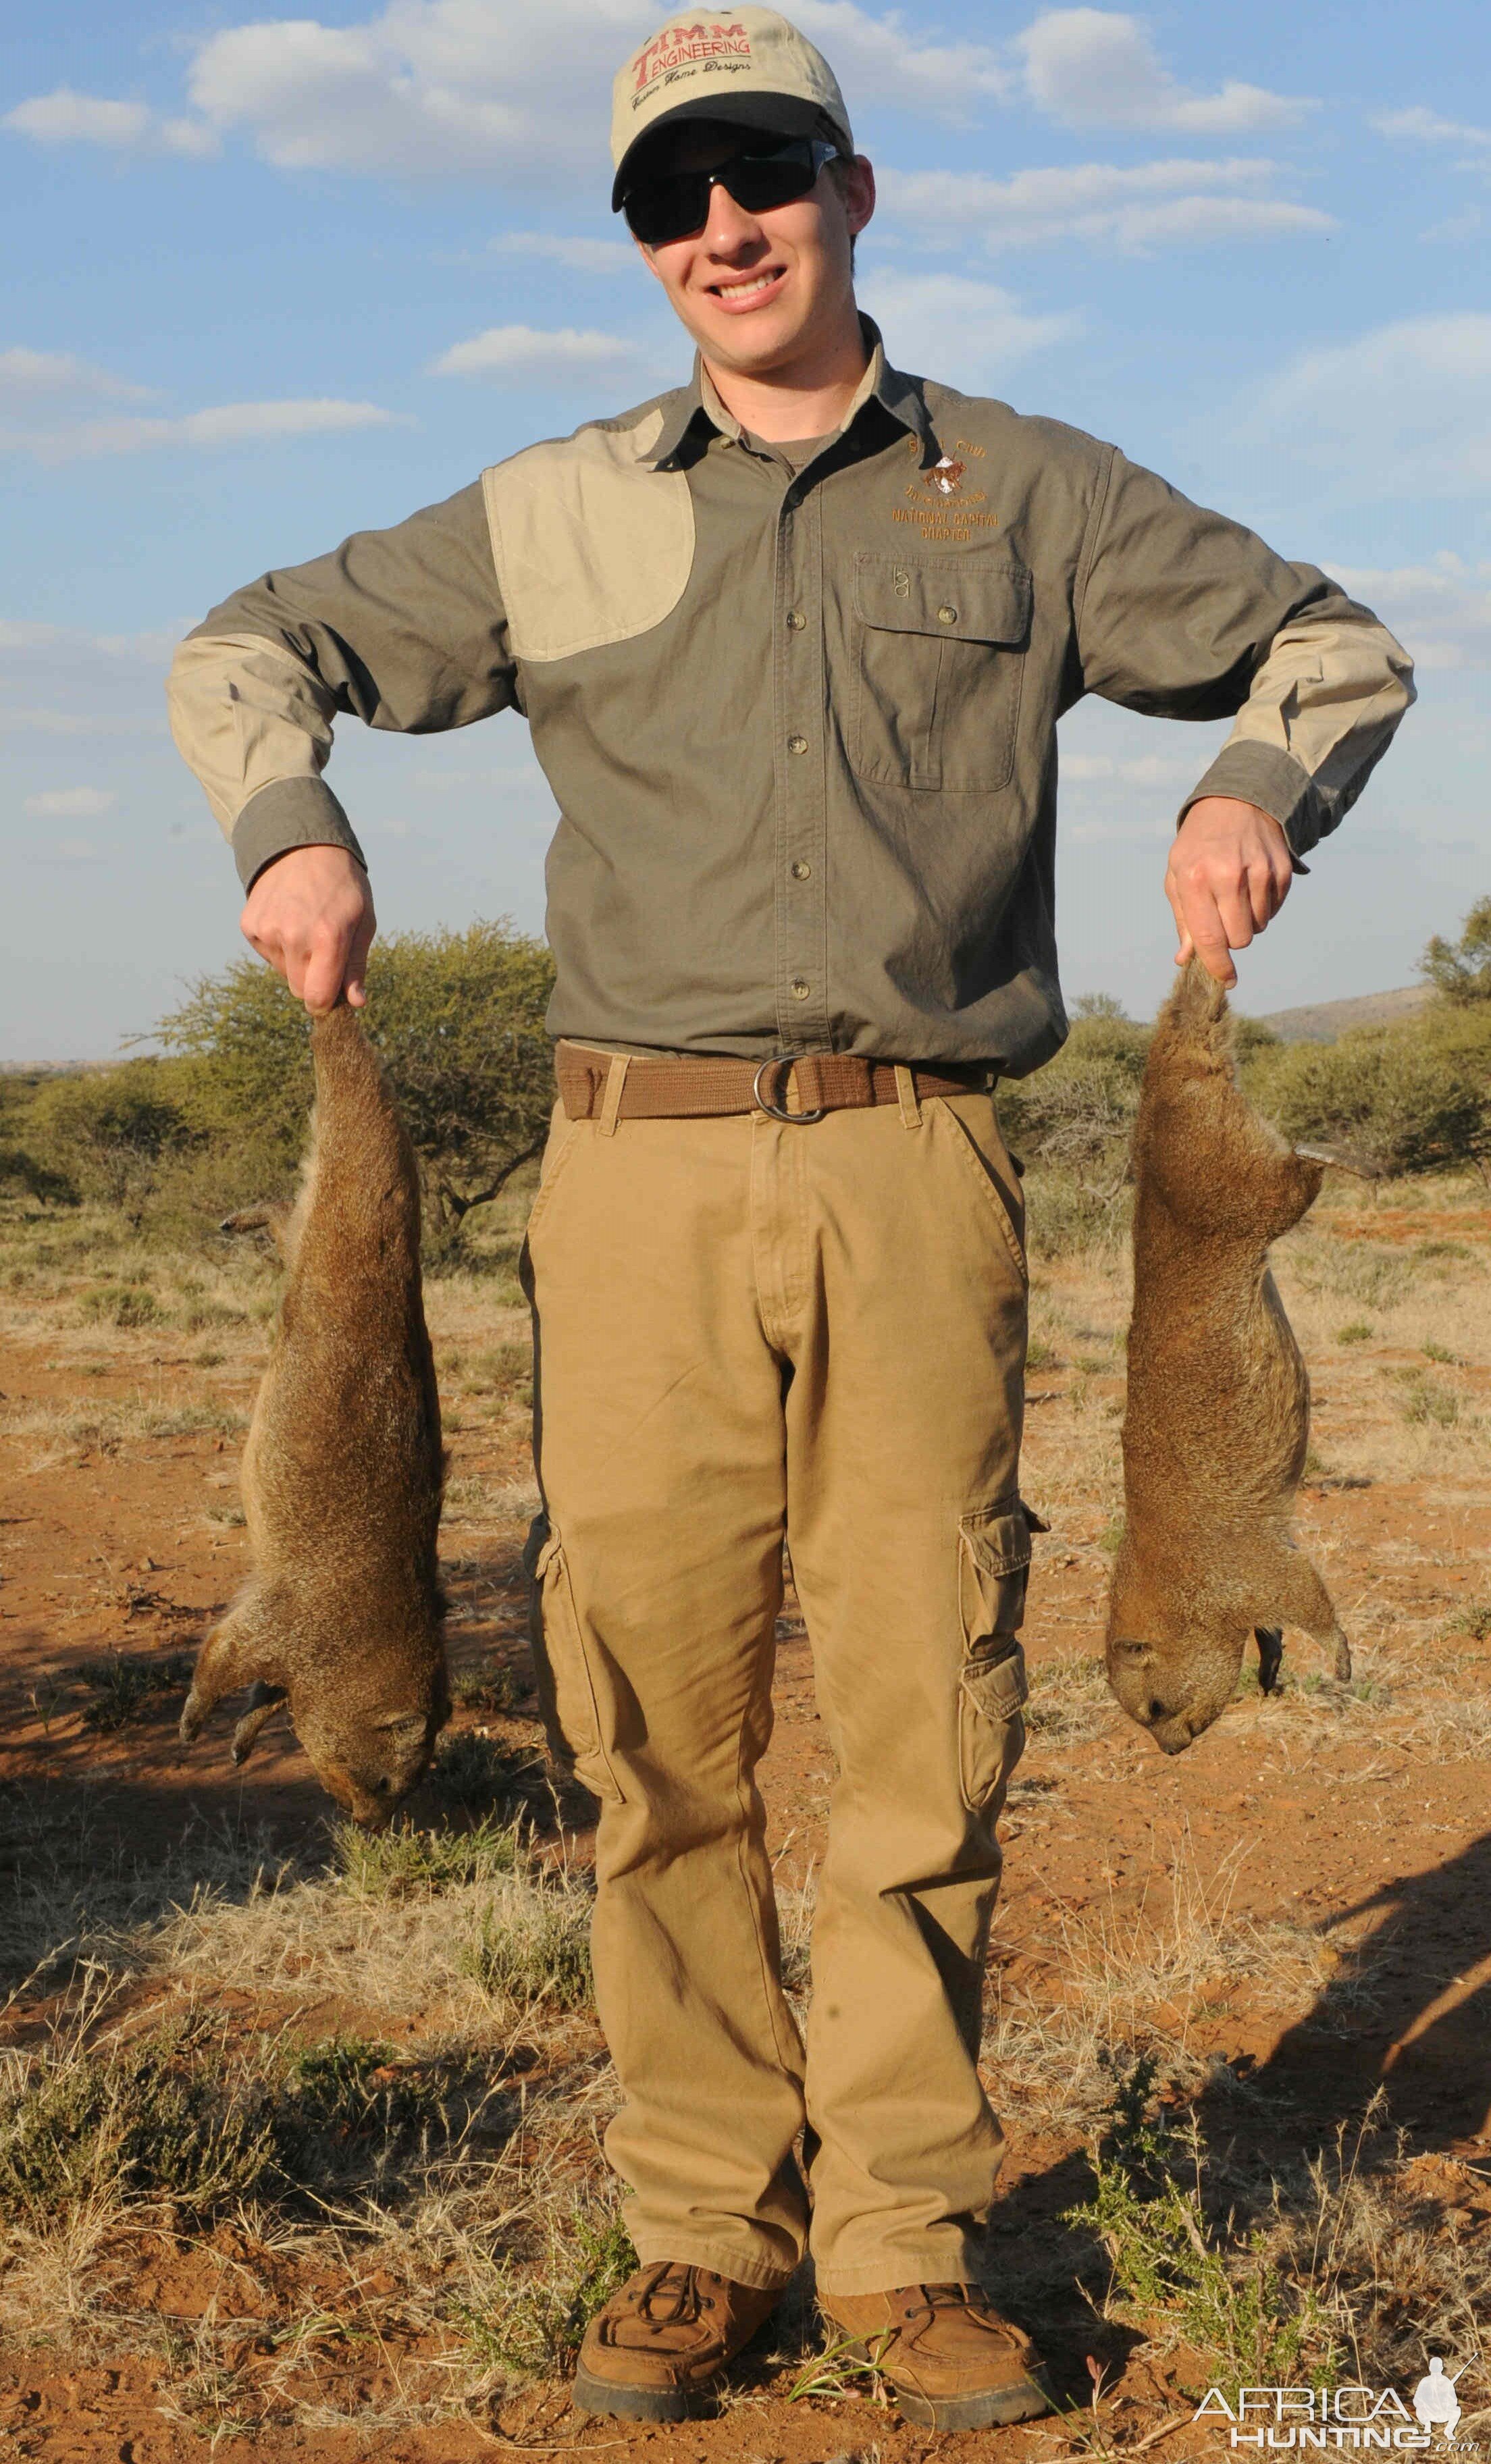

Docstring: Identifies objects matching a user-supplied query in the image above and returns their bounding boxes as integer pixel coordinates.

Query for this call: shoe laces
[637,2261,710,2324]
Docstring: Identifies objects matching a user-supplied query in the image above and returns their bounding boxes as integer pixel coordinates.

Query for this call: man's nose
[702,178,764,254]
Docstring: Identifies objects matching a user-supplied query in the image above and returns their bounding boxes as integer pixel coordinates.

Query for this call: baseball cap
[610,6,854,211]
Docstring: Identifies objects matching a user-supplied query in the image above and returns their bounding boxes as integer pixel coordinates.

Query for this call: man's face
[632,122,875,377]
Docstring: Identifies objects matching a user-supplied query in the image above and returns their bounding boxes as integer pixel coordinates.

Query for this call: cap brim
[611,94,843,213]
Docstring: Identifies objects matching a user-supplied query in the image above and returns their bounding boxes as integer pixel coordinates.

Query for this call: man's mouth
[708,265,787,310]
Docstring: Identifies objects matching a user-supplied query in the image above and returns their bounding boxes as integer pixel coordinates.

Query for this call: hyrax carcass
[180,1004,449,1821]
[1105,960,1351,1754]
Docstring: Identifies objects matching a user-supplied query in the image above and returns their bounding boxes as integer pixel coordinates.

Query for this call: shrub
[154,917,557,1253]
[25,1060,198,1217]
[1248,1021,1487,1177]
[1421,895,1491,1006]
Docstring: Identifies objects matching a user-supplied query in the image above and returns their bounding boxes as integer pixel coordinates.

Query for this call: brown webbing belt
[556,1041,993,1124]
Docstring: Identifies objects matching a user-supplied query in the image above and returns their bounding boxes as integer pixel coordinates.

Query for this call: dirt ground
[3,1173,1490,2461]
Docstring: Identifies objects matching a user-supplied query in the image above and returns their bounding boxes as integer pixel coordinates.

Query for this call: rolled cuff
[1176,742,1324,861]
[230,775,367,891]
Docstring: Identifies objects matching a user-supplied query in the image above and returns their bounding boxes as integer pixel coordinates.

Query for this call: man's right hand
[240,843,377,1013]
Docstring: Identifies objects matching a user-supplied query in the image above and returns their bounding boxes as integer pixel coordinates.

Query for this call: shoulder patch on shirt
[481,408,695,665]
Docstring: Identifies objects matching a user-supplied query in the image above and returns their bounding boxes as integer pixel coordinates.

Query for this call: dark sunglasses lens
[625,172,711,244]
[724,153,818,214]
[624,142,821,244]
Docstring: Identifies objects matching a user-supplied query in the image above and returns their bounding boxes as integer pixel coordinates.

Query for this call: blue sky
[2,0,1488,1059]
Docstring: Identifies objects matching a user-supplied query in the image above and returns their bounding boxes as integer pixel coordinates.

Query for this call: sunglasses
[623,136,840,247]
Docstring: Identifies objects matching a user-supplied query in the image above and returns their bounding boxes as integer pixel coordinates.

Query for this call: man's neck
[701,303,870,443]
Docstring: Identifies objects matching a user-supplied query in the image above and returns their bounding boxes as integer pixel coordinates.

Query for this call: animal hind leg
[1273,1547,1352,1683]
[1255,1627,1284,1694]
[232,1681,288,1766]
[179,1594,285,1744]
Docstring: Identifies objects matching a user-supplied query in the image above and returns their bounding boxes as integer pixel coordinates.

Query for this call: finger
[1180,886,1238,987]
[1163,863,1191,962]
[1211,881,1257,951]
[344,899,377,1010]
[300,924,351,1016]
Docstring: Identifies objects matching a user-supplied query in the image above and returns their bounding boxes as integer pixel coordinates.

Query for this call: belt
[556,1042,993,1124]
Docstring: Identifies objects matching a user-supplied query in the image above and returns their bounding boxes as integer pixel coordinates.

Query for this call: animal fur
[1105,960,1351,1754]
[180,1005,449,1820]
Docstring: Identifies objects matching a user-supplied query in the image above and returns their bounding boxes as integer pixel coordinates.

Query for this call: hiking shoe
[819,2281,1053,2431]
[573,2261,782,2421]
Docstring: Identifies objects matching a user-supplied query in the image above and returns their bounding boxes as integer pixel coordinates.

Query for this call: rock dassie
[1105,960,1351,1754]
[180,1003,449,1820]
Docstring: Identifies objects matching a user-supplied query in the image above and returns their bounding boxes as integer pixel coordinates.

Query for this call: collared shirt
[167,321,1413,1075]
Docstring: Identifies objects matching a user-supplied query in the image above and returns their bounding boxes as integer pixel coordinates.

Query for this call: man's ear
[842,154,875,240]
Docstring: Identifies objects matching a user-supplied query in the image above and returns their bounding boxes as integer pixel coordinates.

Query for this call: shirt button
[937,604,958,625]
[790,859,811,881]
[790,978,811,999]
[787,733,808,755]
[786,609,806,631]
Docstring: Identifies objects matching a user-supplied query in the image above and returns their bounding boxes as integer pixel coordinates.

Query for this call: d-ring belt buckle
[752,1057,826,1124]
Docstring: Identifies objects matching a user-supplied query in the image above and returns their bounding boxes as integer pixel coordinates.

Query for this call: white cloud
[492,233,636,274]
[1239,313,1491,500]
[1330,555,1491,673]
[24,787,117,818]
[433,324,651,383]
[879,157,1334,254]
[1373,106,1491,150]
[4,88,216,156]
[0,348,153,402]
[1016,9,1313,134]
[858,271,1076,384]
[5,1,1011,187]
[0,398,406,463]
[172,0,1008,184]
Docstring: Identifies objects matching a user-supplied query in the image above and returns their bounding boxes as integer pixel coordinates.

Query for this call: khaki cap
[611,7,854,211]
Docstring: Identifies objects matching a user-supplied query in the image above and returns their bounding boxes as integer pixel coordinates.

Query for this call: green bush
[25,1060,198,1217]
[153,917,556,1253]
[1247,1016,1488,1177]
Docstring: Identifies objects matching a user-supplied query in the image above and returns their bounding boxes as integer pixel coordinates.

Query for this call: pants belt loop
[597,1054,630,1136]
[895,1064,923,1130]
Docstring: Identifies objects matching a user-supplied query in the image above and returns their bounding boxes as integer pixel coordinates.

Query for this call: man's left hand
[1164,796,1294,989]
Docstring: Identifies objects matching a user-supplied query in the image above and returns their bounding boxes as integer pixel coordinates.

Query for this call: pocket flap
[522,1513,559,1582]
[856,554,1032,645]
[962,1640,1028,1721]
[960,1504,1032,1580]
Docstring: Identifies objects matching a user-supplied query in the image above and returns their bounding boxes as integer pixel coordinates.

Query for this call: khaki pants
[521,1074,1032,2295]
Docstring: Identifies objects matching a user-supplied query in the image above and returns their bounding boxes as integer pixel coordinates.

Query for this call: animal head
[1104,1545,1245,1754]
[294,1685,449,1826]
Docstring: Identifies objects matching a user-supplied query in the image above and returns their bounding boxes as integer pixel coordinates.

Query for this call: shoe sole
[891,2371,1055,2432]
[572,2363,720,2423]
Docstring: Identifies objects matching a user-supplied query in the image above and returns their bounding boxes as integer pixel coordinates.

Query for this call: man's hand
[1164,797,1293,989]
[240,843,376,1013]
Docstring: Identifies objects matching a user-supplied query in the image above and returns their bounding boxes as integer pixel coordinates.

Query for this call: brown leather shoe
[573,2261,782,2421]
[820,2282,1053,2431]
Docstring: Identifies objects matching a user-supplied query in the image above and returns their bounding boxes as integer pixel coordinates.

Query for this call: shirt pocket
[852,553,1032,793]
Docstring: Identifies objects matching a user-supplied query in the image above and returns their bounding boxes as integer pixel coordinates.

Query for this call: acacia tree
[157,918,558,1240]
[1421,897,1491,1006]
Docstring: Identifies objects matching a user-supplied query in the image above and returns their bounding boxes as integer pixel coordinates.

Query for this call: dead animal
[1105,959,1351,1754]
[180,1003,449,1820]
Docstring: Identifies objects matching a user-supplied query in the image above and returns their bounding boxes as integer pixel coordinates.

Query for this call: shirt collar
[646,315,939,469]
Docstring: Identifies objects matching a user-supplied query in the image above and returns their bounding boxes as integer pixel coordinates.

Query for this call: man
[167,5,1413,2432]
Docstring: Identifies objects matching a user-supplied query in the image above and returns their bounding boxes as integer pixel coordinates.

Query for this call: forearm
[1177,594,1415,859]
[165,477,515,888]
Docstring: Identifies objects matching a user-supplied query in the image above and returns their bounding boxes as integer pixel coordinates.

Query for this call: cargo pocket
[523,1513,625,1806]
[956,1500,1044,1810]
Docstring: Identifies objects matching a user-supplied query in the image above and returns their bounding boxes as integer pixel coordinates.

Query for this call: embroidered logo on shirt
[923,456,966,498]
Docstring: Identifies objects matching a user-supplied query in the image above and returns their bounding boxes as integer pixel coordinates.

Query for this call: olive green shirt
[167,322,1413,1076]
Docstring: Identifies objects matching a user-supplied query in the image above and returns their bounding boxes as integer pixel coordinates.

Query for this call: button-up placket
[773,469,830,1051]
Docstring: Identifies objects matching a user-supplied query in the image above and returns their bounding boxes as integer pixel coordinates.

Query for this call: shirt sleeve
[165,479,515,889]
[1073,448,1415,860]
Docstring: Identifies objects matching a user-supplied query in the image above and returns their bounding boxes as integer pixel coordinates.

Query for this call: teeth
[716,271,777,297]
